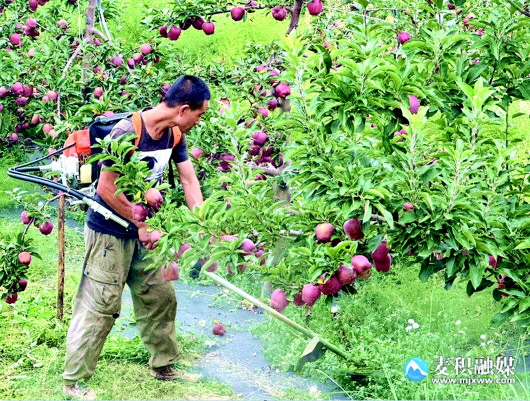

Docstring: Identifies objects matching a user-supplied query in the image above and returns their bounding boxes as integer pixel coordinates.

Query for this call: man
[62,75,210,399]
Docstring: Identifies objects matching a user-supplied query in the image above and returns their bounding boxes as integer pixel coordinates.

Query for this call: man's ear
[178,104,190,116]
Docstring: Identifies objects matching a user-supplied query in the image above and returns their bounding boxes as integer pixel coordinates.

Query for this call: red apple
[39,220,54,235]
[202,22,215,35]
[350,255,371,274]
[212,323,226,336]
[18,251,31,266]
[301,283,321,306]
[343,218,364,240]
[231,7,245,21]
[315,222,334,242]
[161,261,180,281]
[270,289,289,313]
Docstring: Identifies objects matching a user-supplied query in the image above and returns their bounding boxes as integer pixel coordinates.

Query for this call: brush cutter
[189,251,373,376]
[7,144,132,231]
[10,143,368,376]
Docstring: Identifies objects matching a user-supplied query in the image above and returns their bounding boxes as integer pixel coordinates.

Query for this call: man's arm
[96,169,152,245]
[176,159,204,210]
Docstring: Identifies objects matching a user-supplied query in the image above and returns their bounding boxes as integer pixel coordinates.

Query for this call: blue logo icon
[404,357,429,382]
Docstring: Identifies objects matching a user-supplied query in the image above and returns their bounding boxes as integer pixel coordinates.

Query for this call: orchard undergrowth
[2,0,530,399]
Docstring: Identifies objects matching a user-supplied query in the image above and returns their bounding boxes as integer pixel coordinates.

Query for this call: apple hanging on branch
[143,0,326,40]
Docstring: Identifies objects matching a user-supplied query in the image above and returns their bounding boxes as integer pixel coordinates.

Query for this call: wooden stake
[57,194,66,320]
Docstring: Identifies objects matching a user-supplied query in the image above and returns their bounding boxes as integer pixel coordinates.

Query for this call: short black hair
[164,75,211,110]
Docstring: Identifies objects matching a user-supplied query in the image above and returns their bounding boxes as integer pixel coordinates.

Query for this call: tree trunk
[287,0,304,33]
[82,0,96,84]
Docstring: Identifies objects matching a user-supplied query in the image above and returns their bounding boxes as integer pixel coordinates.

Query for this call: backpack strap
[132,112,180,148]
[172,126,182,148]
[131,112,143,147]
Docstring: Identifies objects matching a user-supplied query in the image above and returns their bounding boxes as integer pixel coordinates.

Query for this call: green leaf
[492,288,503,302]
[518,297,530,314]
[399,212,417,224]
[419,192,433,211]
[470,263,485,289]
[456,80,474,100]
[475,241,495,255]
[309,267,324,282]
[461,225,476,247]
[446,258,457,277]
[373,203,394,229]
[362,200,371,223]
[518,79,530,100]
[365,188,385,199]
[514,240,530,250]
[418,260,435,282]
[490,311,512,327]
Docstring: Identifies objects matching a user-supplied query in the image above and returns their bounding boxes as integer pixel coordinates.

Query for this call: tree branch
[247,161,288,176]
[287,0,304,33]
[82,0,96,83]
[62,40,87,76]
[91,28,109,42]
[201,6,268,17]
[506,0,530,16]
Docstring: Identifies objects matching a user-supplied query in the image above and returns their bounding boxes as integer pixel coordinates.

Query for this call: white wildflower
[406,326,413,332]
[309,386,319,396]
[408,319,415,324]
[480,334,486,340]
[455,320,462,325]
[412,322,420,329]
[198,320,206,327]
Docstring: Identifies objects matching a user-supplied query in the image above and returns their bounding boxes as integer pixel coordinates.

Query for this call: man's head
[164,75,211,132]
[165,75,211,110]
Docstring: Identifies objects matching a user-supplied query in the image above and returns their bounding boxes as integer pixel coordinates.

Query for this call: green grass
[0,219,237,400]
[99,2,291,68]
[251,263,529,400]
[0,150,34,211]
[0,354,235,401]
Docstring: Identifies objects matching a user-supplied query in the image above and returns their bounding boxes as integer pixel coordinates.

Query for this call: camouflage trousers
[62,226,178,385]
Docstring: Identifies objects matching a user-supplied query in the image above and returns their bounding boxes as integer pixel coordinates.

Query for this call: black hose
[7,168,89,201]
[15,167,44,173]
[7,149,133,231]
[14,143,75,170]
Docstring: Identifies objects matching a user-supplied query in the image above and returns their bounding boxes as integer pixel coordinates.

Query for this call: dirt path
[113,282,350,401]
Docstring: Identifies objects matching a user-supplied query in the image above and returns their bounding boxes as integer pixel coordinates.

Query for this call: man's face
[177,100,209,133]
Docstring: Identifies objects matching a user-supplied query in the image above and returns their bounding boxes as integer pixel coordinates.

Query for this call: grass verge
[252,262,529,400]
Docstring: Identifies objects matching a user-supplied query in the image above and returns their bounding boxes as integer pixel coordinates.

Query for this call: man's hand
[97,170,163,249]
[138,225,162,250]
